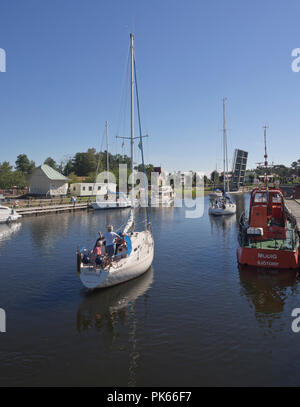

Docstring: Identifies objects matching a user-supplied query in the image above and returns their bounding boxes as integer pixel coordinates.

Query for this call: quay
[16,202,92,217]
[285,199,300,234]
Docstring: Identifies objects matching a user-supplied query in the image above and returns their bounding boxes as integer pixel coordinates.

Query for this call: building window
[89,186,92,191]
[73,187,76,191]
[83,187,85,191]
[98,186,101,190]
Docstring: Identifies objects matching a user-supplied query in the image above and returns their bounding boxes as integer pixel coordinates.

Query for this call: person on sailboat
[94,231,105,249]
[104,225,119,258]
[92,241,105,266]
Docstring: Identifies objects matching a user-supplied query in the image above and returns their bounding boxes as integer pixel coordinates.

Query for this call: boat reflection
[209,212,236,233]
[77,267,153,386]
[239,264,299,329]
[77,267,154,333]
[0,222,21,246]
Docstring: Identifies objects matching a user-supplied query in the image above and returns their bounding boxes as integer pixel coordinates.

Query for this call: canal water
[0,194,300,386]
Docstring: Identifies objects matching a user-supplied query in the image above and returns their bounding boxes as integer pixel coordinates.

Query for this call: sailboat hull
[209,204,236,216]
[91,201,131,210]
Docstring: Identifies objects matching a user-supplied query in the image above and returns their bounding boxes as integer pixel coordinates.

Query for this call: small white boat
[91,192,131,210]
[209,198,236,216]
[78,33,154,290]
[0,205,22,224]
[151,186,175,206]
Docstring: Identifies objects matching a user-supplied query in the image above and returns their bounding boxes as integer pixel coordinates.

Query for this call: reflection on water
[239,264,299,330]
[209,212,236,234]
[77,268,153,386]
[77,267,153,332]
[0,222,21,246]
[1,195,300,386]
[29,215,74,249]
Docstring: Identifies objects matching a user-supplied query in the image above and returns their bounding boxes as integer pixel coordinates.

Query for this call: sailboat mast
[130,33,135,205]
[106,121,109,174]
[223,98,230,193]
[223,98,226,193]
[263,125,269,187]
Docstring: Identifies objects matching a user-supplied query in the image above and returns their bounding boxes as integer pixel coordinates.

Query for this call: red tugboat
[238,127,299,269]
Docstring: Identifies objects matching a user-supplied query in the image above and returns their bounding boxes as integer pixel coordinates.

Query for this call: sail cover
[123,208,134,234]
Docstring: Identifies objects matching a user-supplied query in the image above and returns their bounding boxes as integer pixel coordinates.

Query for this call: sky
[1,0,300,174]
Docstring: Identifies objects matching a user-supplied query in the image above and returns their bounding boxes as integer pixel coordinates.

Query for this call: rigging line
[134,57,150,227]
[93,126,106,185]
[115,44,131,139]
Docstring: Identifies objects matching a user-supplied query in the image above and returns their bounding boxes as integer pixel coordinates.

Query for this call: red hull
[237,245,299,269]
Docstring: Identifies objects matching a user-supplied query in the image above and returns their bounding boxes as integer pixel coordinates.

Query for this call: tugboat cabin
[248,187,286,240]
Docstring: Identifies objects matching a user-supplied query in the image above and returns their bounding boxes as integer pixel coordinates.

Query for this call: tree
[63,160,74,176]
[210,170,219,185]
[0,162,28,189]
[72,151,97,176]
[44,157,59,171]
[15,154,35,175]
[0,162,13,188]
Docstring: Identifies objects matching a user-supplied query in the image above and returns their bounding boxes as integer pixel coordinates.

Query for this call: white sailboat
[78,33,154,289]
[209,98,236,216]
[91,121,131,210]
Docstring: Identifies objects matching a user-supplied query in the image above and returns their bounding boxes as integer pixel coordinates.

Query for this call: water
[0,195,300,386]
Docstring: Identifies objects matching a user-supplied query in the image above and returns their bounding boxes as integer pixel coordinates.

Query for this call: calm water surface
[0,195,300,386]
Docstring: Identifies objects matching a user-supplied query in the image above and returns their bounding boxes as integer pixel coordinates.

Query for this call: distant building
[70,182,116,197]
[152,167,169,187]
[230,149,248,191]
[29,165,69,196]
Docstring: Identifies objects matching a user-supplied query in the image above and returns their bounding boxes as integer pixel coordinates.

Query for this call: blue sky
[1,0,300,174]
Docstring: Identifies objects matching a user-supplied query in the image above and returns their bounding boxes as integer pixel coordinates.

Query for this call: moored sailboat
[77,33,154,289]
[209,98,236,216]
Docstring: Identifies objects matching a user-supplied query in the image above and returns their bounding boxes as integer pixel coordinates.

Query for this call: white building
[70,182,117,197]
[29,165,69,196]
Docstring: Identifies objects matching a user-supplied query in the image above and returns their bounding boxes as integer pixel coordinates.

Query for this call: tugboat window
[254,193,267,203]
[272,193,281,203]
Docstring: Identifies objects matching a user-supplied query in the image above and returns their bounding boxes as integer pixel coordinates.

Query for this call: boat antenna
[263,125,269,187]
[223,98,230,193]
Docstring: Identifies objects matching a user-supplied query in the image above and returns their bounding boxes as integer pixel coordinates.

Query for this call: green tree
[63,160,74,176]
[0,161,13,188]
[15,154,35,175]
[210,170,219,185]
[44,157,59,171]
[72,151,97,176]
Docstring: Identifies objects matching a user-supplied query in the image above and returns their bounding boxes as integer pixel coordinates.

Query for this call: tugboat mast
[263,125,269,187]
